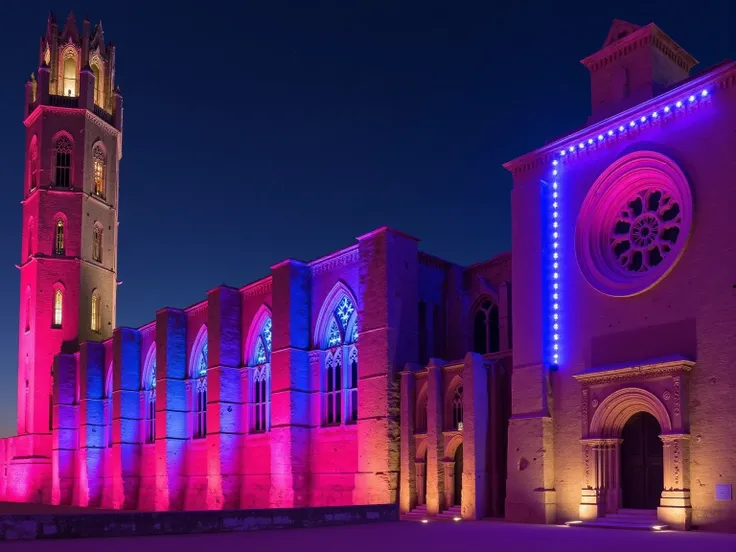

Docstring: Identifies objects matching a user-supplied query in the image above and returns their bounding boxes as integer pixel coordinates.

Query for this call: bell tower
[11,11,122,502]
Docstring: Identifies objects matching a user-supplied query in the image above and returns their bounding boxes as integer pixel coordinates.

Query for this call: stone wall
[0,504,398,541]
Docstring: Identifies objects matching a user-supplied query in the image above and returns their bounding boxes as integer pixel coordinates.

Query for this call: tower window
[54,219,65,256]
[92,144,105,197]
[92,225,102,262]
[91,292,101,333]
[92,64,102,107]
[53,289,63,327]
[144,344,157,444]
[62,55,77,97]
[53,136,73,188]
[28,139,39,192]
[250,316,272,433]
[25,289,31,332]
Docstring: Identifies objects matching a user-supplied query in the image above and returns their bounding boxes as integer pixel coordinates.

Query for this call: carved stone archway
[574,358,693,530]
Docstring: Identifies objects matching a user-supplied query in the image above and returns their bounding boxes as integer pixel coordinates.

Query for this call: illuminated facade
[0,15,734,533]
[504,20,736,531]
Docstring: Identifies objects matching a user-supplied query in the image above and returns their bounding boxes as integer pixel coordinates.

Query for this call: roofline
[581,22,698,71]
[503,61,736,172]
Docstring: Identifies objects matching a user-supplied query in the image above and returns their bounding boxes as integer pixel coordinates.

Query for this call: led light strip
[546,87,710,368]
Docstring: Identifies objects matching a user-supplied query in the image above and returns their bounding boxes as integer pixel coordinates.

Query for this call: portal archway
[453,444,463,506]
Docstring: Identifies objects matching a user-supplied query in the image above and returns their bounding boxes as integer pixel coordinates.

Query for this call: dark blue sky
[0,1,732,436]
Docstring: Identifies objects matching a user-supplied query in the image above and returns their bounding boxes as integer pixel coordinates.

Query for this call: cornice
[504,61,736,176]
[23,104,120,137]
[310,245,359,275]
[573,357,694,386]
[240,277,272,298]
[185,300,207,317]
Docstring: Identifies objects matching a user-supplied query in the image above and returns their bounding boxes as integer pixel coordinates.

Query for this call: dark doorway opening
[454,444,463,506]
[621,412,663,509]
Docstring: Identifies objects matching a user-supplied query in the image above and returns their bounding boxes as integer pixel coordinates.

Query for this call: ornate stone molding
[310,246,359,275]
[659,433,691,442]
[241,277,272,298]
[573,357,694,385]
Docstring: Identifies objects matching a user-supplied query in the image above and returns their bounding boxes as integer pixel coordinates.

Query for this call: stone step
[570,520,668,531]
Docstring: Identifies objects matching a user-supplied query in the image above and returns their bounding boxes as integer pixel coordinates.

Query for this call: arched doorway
[453,444,463,506]
[423,451,428,505]
[621,412,663,509]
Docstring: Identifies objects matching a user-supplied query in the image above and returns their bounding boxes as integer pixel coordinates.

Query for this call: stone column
[206,286,243,510]
[579,438,621,520]
[269,260,311,507]
[498,282,511,352]
[399,367,418,513]
[461,352,489,519]
[51,354,77,505]
[506,177,556,524]
[658,434,692,530]
[353,227,419,505]
[425,359,445,515]
[111,327,141,509]
[77,342,106,507]
[154,308,188,511]
[444,461,456,509]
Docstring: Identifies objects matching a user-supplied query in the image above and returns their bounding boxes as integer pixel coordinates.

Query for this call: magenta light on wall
[549,87,710,369]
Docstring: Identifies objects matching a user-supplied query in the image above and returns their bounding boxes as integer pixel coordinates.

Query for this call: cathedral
[0,14,734,533]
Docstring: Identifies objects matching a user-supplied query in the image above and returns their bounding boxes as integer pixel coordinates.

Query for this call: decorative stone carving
[591,399,599,408]
[663,390,671,401]
[575,151,693,297]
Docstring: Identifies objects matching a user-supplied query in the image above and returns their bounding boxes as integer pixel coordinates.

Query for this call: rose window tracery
[611,189,682,273]
[576,151,692,297]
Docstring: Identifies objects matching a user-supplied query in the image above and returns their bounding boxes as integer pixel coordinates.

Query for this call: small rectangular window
[55,152,71,188]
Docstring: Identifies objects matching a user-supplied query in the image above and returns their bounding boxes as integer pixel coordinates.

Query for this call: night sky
[0,2,732,436]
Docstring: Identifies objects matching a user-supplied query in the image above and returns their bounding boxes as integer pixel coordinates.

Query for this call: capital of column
[659,433,691,443]
[580,438,623,447]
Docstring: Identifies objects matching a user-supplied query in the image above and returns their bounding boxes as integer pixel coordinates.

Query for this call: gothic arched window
[250,316,272,432]
[92,224,102,262]
[143,344,156,443]
[105,366,113,448]
[27,218,34,259]
[92,144,105,197]
[319,290,359,425]
[451,384,463,430]
[91,291,101,333]
[53,289,63,327]
[191,328,208,439]
[62,53,77,97]
[415,385,428,434]
[28,138,39,193]
[53,135,72,188]
[473,299,500,355]
[25,287,31,332]
[91,63,103,107]
[55,218,65,256]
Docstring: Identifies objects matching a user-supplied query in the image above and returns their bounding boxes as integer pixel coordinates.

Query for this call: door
[454,444,463,506]
[621,412,663,509]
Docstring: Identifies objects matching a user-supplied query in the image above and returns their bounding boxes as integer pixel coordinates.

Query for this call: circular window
[575,151,693,297]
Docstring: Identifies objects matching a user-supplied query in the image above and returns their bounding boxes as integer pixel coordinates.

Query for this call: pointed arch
[314,280,358,349]
[92,141,106,197]
[90,290,101,332]
[445,375,464,431]
[51,132,73,188]
[52,281,65,328]
[188,324,208,379]
[190,324,208,439]
[244,304,273,365]
[60,45,78,96]
[471,294,500,355]
[105,362,113,448]
[28,136,39,192]
[27,217,34,259]
[142,342,157,443]
[142,342,157,390]
[415,382,428,433]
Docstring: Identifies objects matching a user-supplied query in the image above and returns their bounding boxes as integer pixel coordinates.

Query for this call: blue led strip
[547,87,710,368]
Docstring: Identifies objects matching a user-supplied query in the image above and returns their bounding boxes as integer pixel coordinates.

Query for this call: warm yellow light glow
[53,289,63,327]
[421,519,429,524]
[91,293,101,332]
[63,55,77,97]
[652,525,665,531]
[453,516,461,522]
[55,219,64,255]
[565,520,583,525]
[94,158,104,196]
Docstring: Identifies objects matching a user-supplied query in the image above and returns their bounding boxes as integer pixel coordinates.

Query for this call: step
[569,520,668,531]
[567,509,666,531]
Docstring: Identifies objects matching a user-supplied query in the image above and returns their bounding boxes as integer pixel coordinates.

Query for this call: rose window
[576,151,692,297]
[611,189,682,273]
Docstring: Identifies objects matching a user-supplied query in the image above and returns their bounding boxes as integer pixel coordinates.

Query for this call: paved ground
[3,519,735,551]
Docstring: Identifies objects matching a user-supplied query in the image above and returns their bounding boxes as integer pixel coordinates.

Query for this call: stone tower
[12,11,122,502]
